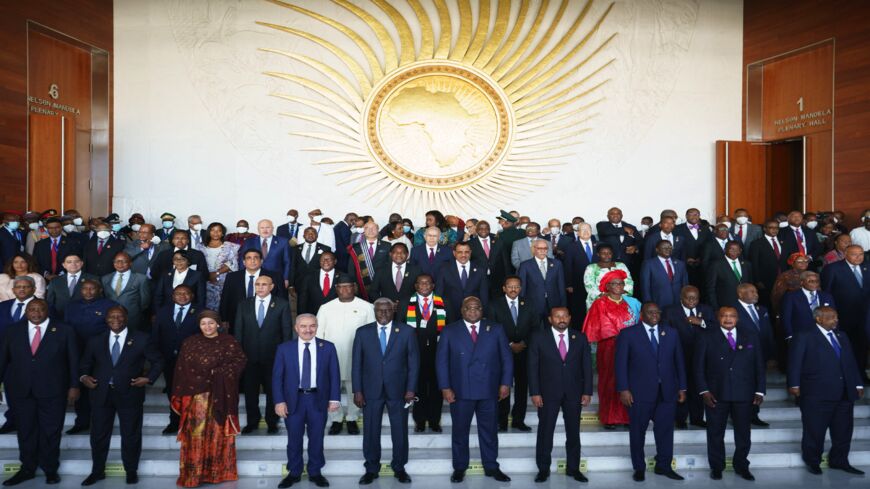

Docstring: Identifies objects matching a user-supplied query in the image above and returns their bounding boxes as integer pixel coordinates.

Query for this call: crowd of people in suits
[0,205,867,487]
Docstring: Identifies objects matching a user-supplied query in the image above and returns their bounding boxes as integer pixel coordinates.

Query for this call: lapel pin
[394,328,399,333]
[738,345,743,350]
[571,334,576,340]
[270,302,275,308]
[661,331,666,336]
[520,301,525,306]
[96,311,102,316]
[473,268,477,273]
[127,340,133,346]
[319,342,324,348]
[486,325,491,332]
[51,327,56,332]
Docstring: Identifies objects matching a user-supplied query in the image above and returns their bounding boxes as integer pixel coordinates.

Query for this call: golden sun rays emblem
[259,0,615,212]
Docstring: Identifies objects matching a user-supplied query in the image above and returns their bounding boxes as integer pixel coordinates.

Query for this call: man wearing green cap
[496,210,524,275]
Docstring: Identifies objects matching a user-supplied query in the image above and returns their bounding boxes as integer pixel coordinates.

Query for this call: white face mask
[236,226,248,234]
[28,222,40,231]
[572,223,580,231]
[549,227,560,235]
[191,223,203,232]
[287,216,296,223]
[131,224,141,232]
[778,221,789,228]
[310,215,322,223]
[806,221,818,229]
[150,236,161,245]
[63,224,76,233]
[351,227,363,234]
[736,216,749,225]
[832,217,839,223]
[72,217,83,226]
[638,224,649,232]
[518,224,528,230]
[96,230,111,240]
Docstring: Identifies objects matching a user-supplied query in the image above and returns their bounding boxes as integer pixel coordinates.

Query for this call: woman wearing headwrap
[582,269,641,429]
[771,252,810,314]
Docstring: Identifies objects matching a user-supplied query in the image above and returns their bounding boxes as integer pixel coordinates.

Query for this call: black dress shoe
[632,470,645,482]
[450,470,465,483]
[66,424,90,434]
[511,422,532,432]
[45,473,60,484]
[534,471,549,482]
[604,424,617,430]
[359,472,378,485]
[430,424,443,433]
[346,421,360,435]
[710,469,722,480]
[394,470,412,483]
[241,424,257,434]
[806,464,822,475]
[675,421,688,429]
[0,423,15,434]
[162,423,179,435]
[750,416,769,427]
[126,472,138,484]
[267,425,279,434]
[691,420,708,428]
[277,474,301,488]
[498,424,508,432]
[414,424,425,433]
[484,469,511,482]
[81,473,105,486]
[566,470,588,483]
[830,464,865,475]
[735,469,755,481]
[654,467,684,480]
[328,422,343,435]
[3,470,35,486]
[309,474,330,487]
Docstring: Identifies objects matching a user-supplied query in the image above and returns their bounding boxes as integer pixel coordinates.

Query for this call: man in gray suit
[730,209,762,257]
[125,224,169,278]
[102,252,151,331]
[46,253,96,318]
[510,222,553,270]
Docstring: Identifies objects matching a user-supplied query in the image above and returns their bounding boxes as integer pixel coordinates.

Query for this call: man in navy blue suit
[694,307,766,481]
[239,219,292,288]
[0,276,38,434]
[352,299,419,485]
[788,306,865,475]
[559,222,597,327]
[0,213,24,269]
[779,210,821,260]
[640,240,689,309]
[275,209,302,244]
[437,297,513,483]
[642,216,685,261]
[32,218,80,279]
[820,245,870,380]
[517,240,566,320]
[409,226,452,281]
[435,241,488,323]
[733,283,775,426]
[273,313,341,488]
[615,302,687,482]
[781,271,835,340]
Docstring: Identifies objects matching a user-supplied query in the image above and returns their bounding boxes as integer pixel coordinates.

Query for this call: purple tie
[558,333,567,362]
[368,242,374,257]
[727,331,736,350]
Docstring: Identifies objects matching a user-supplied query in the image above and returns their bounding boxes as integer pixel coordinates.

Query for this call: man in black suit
[642,216,685,261]
[150,285,200,434]
[468,220,505,298]
[0,276,38,434]
[706,241,753,310]
[290,227,330,301]
[33,218,79,279]
[82,222,124,277]
[45,253,95,319]
[789,306,865,475]
[486,276,538,432]
[148,229,208,280]
[779,210,821,260]
[219,249,285,332]
[347,221,391,299]
[370,243,420,305]
[674,208,711,288]
[694,306,766,481]
[528,307,592,483]
[701,224,732,276]
[435,241,488,323]
[332,212,356,271]
[297,251,339,315]
[595,207,641,276]
[0,213,24,269]
[748,220,786,308]
[79,305,162,485]
[559,222,597,328]
[663,285,714,429]
[234,275,292,434]
[0,299,79,486]
[821,245,870,380]
[276,209,302,244]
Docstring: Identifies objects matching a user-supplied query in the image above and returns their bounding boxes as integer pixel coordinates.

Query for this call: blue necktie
[247,275,255,298]
[12,302,24,322]
[257,299,265,327]
[379,326,387,354]
[748,305,760,327]
[460,265,468,288]
[649,327,659,355]
[510,300,518,324]
[301,342,312,389]
[175,305,185,328]
[111,335,121,366]
[809,291,818,310]
[853,266,864,287]
[828,332,841,358]
[585,241,593,262]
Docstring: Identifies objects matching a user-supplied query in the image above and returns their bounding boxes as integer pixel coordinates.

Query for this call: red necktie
[772,238,780,259]
[794,229,805,254]
[97,239,105,255]
[322,273,330,297]
[469,324,478,343]
[50,239,58,274]
[737,226,743,239]
[422,297,431,321]
[31,325,41,355]
[665,258,674,281]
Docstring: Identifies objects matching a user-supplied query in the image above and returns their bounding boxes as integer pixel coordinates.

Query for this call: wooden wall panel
[805,132,833,211]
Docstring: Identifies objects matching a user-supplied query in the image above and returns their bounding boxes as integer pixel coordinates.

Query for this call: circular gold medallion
[363,61,513,190]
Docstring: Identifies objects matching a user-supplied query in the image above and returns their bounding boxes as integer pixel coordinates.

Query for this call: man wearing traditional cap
[156,212,177,242]
[307,209,335,252]
[495,210,524,275]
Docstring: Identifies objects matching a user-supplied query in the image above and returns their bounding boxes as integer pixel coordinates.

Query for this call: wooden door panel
[716,140,769,220]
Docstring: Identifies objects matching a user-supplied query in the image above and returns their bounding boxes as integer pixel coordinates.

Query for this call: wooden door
[715,140,770,220]
[28,113,75,211]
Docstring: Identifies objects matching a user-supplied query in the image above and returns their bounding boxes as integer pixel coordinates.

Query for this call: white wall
[113,0,742,228]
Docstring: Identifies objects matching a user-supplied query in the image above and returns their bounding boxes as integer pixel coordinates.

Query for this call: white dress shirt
[298,338,317,388]
[28,319,49,344]
[256,294,273,313]
[66,273,80,290]
[790,225,807,251]
[737,300,756,319]
[660,232,674,244]
[393,263,404,288]
[456,260,471,277]
[728,258,742,275]
[172,269,188,289]
[319,269,335,289]
[463,320,480,337]
[109,328,129,355]
[551,327,569,352]
[377,321,392,345]
[804,325,864,391]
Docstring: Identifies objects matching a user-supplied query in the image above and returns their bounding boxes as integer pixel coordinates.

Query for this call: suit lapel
[383,325,399,357]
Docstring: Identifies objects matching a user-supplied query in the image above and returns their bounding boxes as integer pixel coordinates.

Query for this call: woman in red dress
[582,270,641,429]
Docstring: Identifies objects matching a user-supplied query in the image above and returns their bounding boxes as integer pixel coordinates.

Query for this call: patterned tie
[301,342,312,389]
[261,238,269,258]
[460,265,468,288]
[257,299,266,327]
[30,325,41,355]
[469,324,478,343]
[854,266,864,287]
[97,239,105,254]
[809,291,818,310]
[428,248,435,263]
[379,326,387,354]
[510,300,518,324]
[665,258,674,281]
[794,228,805,254]
[539,259,547,279]
[422,297,431,321]
[68,274,78,296]
[50,238,58,274]
[828,332,841,358]
[322,272,330,297]
[558,333,567,362]
[247,275,255,298]
[482,238,490,258]
[649,327,658,355]
[726,331,736,350]
[175,305,185,328]
[12,302,24,322]
[584,241,593,262]
[395,266,403,290]
[115,273,124,296]
[731,260,742,281]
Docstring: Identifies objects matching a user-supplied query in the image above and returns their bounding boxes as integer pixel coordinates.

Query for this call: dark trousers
[242,360,278,428]
[90,389,144,473]
[535,395,582,473]
[799,397,854,467]
[628,397,676,472]
[413,343,442,427]
[2,374,14,427]
[567,291,588,330]
[362,398,408,473]
[284,393,327,477]
[498,350,528,426]
[675,379,704,424]
[163,359,179,426]
[705,400,752,472]
[450,398,499,471]
[73,387,91,427]
[13,395,65,474]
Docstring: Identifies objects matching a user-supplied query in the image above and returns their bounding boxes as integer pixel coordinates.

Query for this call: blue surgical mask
[111,223,122,232]
[6,221,19,231]
[162,220,174,229]
[402,225,411,233]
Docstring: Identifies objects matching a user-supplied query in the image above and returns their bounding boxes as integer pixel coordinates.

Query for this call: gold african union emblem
[259,0,615,212]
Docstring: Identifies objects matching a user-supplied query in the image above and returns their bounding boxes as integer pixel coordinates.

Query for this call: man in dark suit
[297,251,339,315]
[239,219,292,288]
[290,227,330,298]
[706,241,753,309]
[102,252,152,331]
[781,271,836,340]
[273,314,341,488]
[45,253,95,319]
[408,226,452,281]
[125,224,169,278]
[731,209,763,257]
[559,222,597,328]
[369,243,419,304]
[332,212,355,271]
[152,250,207,310]
[468,220,506,297]
[32,218,79,279]
[662,286,714,430]
[347,221,391,300]
[595,207,641,274]
[675,208,712,288]
[748,221,786,308]
[0,299,79,486]
[184,215,209,250]
[436,297,513,483]
[640,240,689,309]
[701,224,732,273]
[0,214,24,269]
[435,242,488,323]
[275,209,302,244]
[352,299,419,484]
[148,229,208,280]
[788,306,865,475]
[219,249,285,332]
[82,222,124,277]
[486,276,538,432]
[528,307,592,483]
[733,283,775,426]
[615,302,687,482]
[779,210,821,260]
[694,306,766,481]
[155,212,177,242]
[0,276,38,434]
[234,275,292,434]
[517,240,566,320]
[78,305,162,485]
[820,245,870,380]
[150,285,199,434]
[642,216,685,261]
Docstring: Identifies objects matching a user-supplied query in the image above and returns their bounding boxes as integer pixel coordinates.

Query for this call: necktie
[68,274,78,296]
[395,266,403,290]
[558,333,567,361]
[30,325,41,355]
[111,335,121,366]
[422,297,431,321]
[469,324,478,343]
[665,258,674,281]
[689,308,696,317]
[649,327,658,355]
[828,332,841,358]
[175,305,185,327]
[460,265,468,288]
[428,248,435,263]
[510,300,518,324]
[247,275,255,298]
[748,305,759,326]
[115,273,124,295]
[726,331,736,350]
[551,235,557,247]
[809,291,818,310]
[794,229,805,254]
[482,238,490,258]
[12,302,24,322]
[584,241,592,262]
[731,260,742,281]
[379,326,387,354]
[304,244,313,264]
[97,239,105,254]
[737,225,743,239]
[854,266,864,287]
[257,299,265,327]
[322,272,330,297]
[719,239,726,251]
[368,242,374,258]
[539,259,547,279]
[771,237,780,258]
[50,239,58,274]
[261,238,269,258]
[301,342,312,389]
